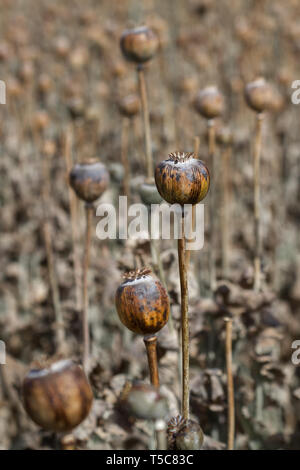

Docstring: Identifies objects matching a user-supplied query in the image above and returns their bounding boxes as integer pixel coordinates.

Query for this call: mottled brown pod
[120,26,159,64]
[244,78,273,113]
[69,158,109,203]
[119,94,141,118]
[22,359,93,432]
[155,152,210,205]
[194,86,224,119]
[115,268,170,335]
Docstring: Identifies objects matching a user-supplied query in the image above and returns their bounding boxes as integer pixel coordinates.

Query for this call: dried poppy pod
[194,86,224,119]
[216,127,233,147]
[119,94,141,118]
[155,151,210,206]
[126,382,169,420]
[115,268,169,335]
[139,177,163,205]
[22,359,93,432]
[120,26,159,64]
[244,78,273,113]
[167,415,204,450]
[69,158,110,203]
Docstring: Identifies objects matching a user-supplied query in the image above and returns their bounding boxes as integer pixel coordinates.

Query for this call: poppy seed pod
[119,94,141,118]
[126,382,169,420]
[69,158,109,203]
[120,26,159,63]
[155,152,210,206]
[194,86,224,119]
[22,359,93,432]
[115,268,170,335]
[244,78,273,113]
[167,415,204,450]
[216,127,233,147]
[139,178,163,205]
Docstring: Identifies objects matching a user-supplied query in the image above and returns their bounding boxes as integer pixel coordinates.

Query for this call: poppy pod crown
[22,359,93,432]
[69,158,110,203]
[115,268,170,335]
[155,151,210,206]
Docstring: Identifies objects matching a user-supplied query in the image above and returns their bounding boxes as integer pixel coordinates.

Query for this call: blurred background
[0,0,300,450]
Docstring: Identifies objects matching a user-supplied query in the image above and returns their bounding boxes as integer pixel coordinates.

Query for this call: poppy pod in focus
[194,86,224,119]
[69,158,109,203]
[155,152,210,206]
[120,26,159,64]
[115,268,170,335]
[244,78,273,113]
[22,359,93,432]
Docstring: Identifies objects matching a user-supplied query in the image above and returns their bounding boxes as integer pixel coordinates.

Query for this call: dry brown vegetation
[0,0,300,450]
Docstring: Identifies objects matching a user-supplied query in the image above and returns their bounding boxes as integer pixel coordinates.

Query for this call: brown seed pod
[244,77,273,113]
[119,94,141,118]
[155,152,210,206]
[126,382,169,420]
[115,268,170,335]
[194,86,224,119]
[22,359,93,432]
[69,158,110,203]
[167,415,204,450]
[120,26,159,64]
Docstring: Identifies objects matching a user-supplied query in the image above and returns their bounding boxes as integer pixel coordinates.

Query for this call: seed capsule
[139,178,163,205]
[69,158,109,203]
[194,86,224,119]
[167,415,204,450]
[126,382,169,420]
[155,151,210,206]
[115,268,169,335]
[120,26,159,64]
[216,126,233,147]
[244,77,273,113]
[119,94,141,118]
[22,359,93,432]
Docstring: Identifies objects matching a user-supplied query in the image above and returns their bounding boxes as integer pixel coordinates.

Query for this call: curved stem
[82,203,93,371]
[178,213,189,420]
[253,113,263,291]
[137,65,153,179]
[144,335,159,387]
[225,317,235,450]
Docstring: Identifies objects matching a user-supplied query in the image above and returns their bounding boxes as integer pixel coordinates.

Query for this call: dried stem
[155,419,167,450]
[253,113,263,291]
[82,203,93,371]
[225,317,235,450]
[221,144,232,278]
[144,335,159,387]
[63,126,82,312]
[41,149,65,352]
[121,117,130,202]
[178,213,189,420]
[137,65,153,179]
[208,119,216,291]
[185,136,200,267]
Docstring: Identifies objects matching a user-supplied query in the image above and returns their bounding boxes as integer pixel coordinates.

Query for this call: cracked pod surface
[155,152,210,206]
[115,268,170,335]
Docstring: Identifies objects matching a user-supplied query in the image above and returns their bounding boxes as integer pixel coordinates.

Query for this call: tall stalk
[144,335,159,387]
[253,113,263,291]
[208,119,217,291]
[121,117,130,202]
[225,317,235,450]
[137,65,153,179]
[178,213,189,420]
[82,203,93,371]
[221,143,232,278]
